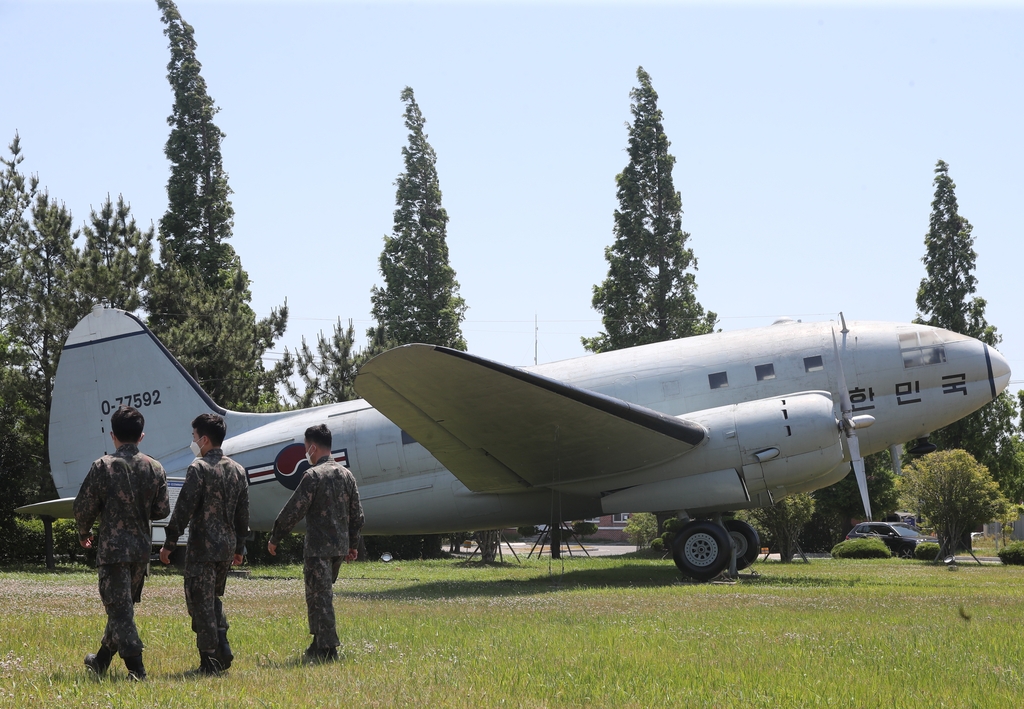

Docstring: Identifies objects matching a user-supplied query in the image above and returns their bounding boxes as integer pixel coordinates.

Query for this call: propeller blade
[832,324,872,520]
[849,433,872,521]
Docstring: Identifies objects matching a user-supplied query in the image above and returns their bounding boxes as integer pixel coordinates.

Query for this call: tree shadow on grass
[336,563,685,600]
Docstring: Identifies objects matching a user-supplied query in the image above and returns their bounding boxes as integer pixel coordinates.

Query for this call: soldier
[267,424,364,662]
[74,405,169,681]
[159,413,249,675]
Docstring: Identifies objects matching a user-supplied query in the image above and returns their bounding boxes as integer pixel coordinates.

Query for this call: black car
[845,522,938,558]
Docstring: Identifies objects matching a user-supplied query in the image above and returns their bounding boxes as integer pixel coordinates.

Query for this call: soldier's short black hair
[304,424,332,449]
[111,405,145,443]
[192,413,227,446]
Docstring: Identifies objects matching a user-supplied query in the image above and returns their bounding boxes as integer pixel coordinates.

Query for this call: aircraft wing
[355,344,706,493]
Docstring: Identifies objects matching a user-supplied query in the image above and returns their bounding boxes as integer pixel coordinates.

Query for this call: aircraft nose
[987,346,1011,395]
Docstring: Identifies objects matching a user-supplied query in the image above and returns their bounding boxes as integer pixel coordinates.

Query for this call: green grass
[3,555,1024,708]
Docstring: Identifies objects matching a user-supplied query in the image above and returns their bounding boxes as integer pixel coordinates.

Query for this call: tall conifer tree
[155,0,235,285]
[370,87,467,350]
[914,160,1024,501]
[147,0,288,411]
[583,67,715,354]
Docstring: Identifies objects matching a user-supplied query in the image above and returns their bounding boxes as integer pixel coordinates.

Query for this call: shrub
[915,542,941,561]
[997,541,1024,566]
[517,525,539,538]
[831,538,892,559]
[571,521,599,538]
[650,537,665,552]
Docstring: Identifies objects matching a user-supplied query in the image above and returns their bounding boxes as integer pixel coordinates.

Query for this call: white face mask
[190,440,202,457]
[306,446,315,465]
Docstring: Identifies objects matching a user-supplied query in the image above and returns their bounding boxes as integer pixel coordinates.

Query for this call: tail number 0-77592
[100,390,162,415]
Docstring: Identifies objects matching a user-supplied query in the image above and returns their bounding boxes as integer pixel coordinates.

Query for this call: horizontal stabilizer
[355,344,705,492]
[16,498,75,520]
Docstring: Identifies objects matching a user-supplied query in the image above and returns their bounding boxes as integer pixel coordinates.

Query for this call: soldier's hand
[159,547,172,565]
[232,553,243,566]
[267,541,277,556]
[80,535,93,550]
[345,548,358,562]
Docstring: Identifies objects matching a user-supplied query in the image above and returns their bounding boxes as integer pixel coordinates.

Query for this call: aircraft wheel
[724,519,760,570]
[672,520,732,582]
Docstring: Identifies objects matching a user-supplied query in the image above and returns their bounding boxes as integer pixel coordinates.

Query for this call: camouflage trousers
[184,561,230,653]
[97,562,147,658]
[304,556,343,649]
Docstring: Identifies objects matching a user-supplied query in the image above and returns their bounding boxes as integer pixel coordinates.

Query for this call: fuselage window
[803,355,824,372]
[755,363,776,381]
[708,371,729,389]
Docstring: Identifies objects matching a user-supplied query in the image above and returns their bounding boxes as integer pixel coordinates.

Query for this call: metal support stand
[713,514,738,580]
[466,530,522,564]
[527,524,590,559]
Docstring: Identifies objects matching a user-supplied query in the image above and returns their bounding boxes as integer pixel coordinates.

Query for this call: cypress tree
[370,87,467,350]
[155,0,235,285]
[583,67,716,354]
[916,160,996,345]
[913,160,1023,501]
[147,0,289,411]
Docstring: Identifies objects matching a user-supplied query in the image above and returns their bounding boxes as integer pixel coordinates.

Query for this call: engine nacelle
[599,391,846,516]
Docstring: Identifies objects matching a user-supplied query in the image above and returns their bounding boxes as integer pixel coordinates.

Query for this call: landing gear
[724,519,760,571]
[671,520,732,582]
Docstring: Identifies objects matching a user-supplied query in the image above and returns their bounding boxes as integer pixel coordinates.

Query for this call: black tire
[898,545,915,559]
[672,520,732,582]
[724,519,760,570]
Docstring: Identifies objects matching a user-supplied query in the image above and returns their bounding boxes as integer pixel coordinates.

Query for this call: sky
[2,0,1023,393]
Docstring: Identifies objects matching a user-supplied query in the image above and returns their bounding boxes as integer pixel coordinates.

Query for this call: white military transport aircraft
[18,307,1010,580]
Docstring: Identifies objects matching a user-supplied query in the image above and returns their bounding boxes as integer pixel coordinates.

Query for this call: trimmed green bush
[831,538,892,559]
[997,541,1024,566]
[650,537,665,552]
[915,542,941,561]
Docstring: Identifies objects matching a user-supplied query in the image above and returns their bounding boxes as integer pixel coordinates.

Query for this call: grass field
[2,554,1023,708]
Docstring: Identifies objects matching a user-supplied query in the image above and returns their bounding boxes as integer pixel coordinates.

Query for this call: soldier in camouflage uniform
[159,413,249,675]
[268,423,364,662]
[74,405,169,681]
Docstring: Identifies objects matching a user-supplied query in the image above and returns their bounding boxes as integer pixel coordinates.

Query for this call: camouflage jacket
[73,443,170,565]
[269,456,364,558]
[162,448,249,567]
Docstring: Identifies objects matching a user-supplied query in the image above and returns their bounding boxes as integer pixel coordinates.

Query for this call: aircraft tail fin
[48,306,226,497]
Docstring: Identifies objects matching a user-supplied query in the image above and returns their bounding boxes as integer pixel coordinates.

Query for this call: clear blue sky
[3,1,1022,391]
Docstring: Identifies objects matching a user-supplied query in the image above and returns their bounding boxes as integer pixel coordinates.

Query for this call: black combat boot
[216,629,233,670]
[304,644,338,663]
[196,651,222,676]
[84,645,114,675]
[123,653,146,681]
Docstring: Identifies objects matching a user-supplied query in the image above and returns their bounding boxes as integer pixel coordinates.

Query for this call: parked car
[845,522,938,558]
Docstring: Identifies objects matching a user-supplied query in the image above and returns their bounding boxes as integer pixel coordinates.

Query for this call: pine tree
[284,318,360,408]
[0,133,37,319]
[370,87,467,350]
[77,194,154,312]
[583,67,716,354]
[913,160,1024,501]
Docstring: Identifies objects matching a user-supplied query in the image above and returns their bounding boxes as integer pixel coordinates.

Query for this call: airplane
[17,306,1011,581]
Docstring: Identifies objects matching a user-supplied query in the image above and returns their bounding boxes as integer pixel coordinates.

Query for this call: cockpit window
[898,328,947,368]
